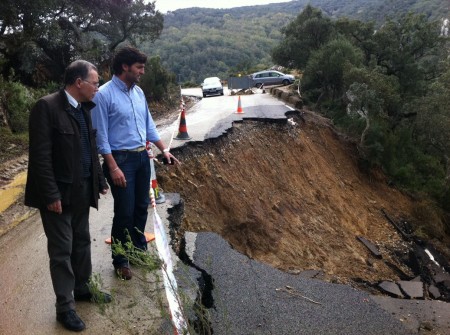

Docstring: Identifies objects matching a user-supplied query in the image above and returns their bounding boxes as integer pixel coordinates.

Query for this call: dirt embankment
[158,110,432,287]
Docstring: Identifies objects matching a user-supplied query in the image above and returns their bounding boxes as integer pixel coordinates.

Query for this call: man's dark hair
[64,60,97,86]
[112,46,147,75]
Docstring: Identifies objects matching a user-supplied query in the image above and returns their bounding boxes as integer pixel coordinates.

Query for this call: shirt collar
[112,75,135,92]
[64,90,79,109]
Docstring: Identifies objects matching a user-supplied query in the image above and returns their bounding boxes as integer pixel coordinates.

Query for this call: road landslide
[157,107,450,300]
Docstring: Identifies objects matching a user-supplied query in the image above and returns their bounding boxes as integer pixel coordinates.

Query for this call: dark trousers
[40,179,92,313]
[105,150,150,267]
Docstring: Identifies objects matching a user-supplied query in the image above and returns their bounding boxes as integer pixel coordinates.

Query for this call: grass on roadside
[0,128,28,164]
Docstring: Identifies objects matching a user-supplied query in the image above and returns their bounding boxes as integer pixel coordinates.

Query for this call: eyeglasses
[82,79,100,88]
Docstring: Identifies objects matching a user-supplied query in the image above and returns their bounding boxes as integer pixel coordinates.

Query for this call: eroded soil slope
[158,110,418,285]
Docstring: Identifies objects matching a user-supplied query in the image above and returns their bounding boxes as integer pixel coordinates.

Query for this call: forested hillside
[145,0,449,83]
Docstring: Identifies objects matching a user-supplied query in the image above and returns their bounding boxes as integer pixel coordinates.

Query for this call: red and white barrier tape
[150,188,189,334]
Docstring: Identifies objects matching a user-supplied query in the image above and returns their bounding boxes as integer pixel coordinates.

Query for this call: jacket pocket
[57,125,75,135]
[52,125,75,181]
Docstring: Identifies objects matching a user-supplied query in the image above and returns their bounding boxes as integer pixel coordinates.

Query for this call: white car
[201,77,224,97]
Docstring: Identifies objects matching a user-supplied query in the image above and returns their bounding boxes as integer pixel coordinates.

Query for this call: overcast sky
[154,0,292,13]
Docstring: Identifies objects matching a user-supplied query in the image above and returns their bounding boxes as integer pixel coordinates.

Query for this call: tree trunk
[0,99,11,128]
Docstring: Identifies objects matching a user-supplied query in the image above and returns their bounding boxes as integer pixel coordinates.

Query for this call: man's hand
[47,200,62,214]
[111,167,127,188]
[164,152,180,165]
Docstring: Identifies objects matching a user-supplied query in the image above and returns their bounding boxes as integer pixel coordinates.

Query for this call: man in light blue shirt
[92,46,178,280]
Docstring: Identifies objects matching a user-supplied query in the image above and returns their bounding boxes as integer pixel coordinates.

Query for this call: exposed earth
[1,88,450,306]
[158,111,414,283]
[154,94,450,301]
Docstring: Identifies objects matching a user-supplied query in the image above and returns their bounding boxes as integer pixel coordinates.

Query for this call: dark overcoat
[25,89,107,209]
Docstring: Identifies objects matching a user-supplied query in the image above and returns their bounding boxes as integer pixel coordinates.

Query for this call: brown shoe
[115,266,132,280]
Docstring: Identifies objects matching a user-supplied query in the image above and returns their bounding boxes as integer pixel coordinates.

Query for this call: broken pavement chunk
[379,281,404,298]
[357,236,382,258]
[428,285,441,299]
[397,280,424,299]
[433,273,450,284]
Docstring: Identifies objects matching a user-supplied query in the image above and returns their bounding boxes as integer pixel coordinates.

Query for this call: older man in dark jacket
[25,60,110,332]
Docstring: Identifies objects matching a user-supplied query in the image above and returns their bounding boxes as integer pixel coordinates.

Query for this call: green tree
[340,67,400,169]
[0,0,163,86]
[411,61,450,202]
[0,77,35,132]
[372,12,443,97]
[414,97,450,162]
[302,38,363,104]
[346,82,383,151]
[86,0,163,52]
[272,5,333,69]
[334,18,378,65]
[140,56,177,102]
[344,66,401,124]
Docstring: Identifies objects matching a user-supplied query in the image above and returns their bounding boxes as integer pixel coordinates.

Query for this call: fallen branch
[276,285,322,305]
[381,209,411,241]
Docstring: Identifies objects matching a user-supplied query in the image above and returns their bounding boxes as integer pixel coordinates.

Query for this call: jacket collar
[59,89,96,112]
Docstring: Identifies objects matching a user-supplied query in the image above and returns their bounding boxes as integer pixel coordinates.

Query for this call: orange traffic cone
[235,95,244,114]
[175,108,192,140]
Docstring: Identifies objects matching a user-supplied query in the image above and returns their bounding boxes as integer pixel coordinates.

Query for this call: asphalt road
[188,232,413,335]
[1,88,449,334]
[158,86,292,148]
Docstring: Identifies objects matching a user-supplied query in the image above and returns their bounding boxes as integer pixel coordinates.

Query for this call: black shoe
[115,265,132,280]
[74,291,112,303]
[56,310,85,332]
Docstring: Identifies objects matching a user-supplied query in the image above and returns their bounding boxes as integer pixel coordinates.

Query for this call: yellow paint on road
[0,171,27,213]
[0,210,36,237]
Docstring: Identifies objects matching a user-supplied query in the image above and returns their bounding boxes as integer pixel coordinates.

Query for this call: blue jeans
[105,150,150,267]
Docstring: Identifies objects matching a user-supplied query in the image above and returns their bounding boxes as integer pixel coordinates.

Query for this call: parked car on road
[250,70,295,88]
[201,77,224,97]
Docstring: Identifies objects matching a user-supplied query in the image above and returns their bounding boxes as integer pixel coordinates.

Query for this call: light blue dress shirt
[64,91,78,108]
[91,75,160,154]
